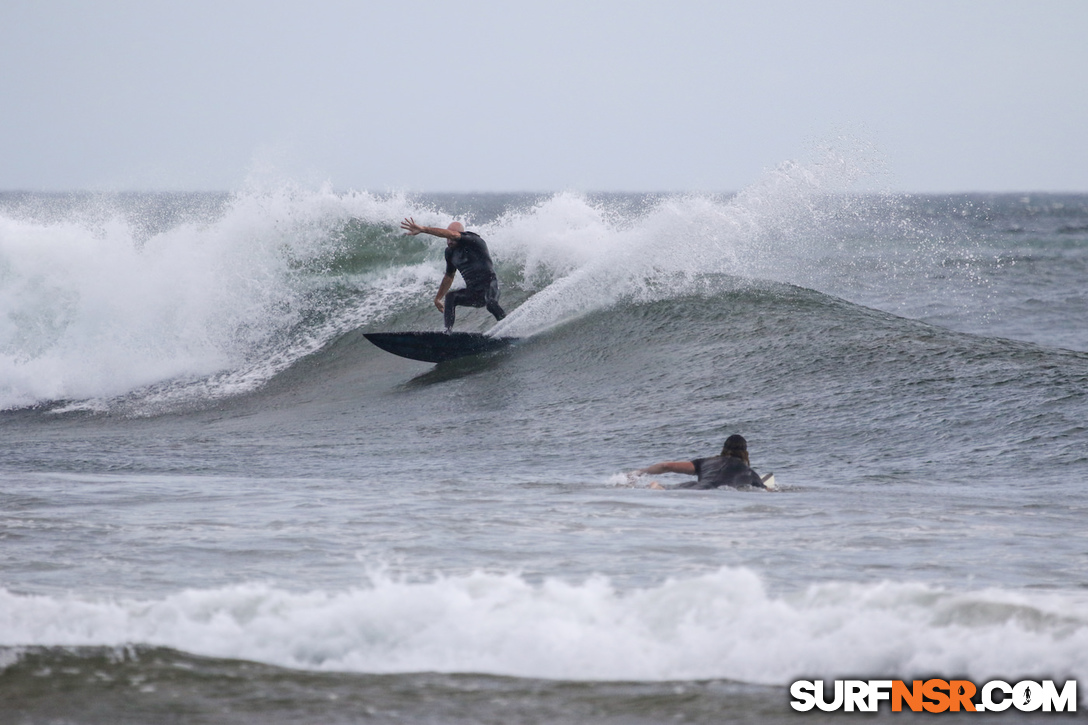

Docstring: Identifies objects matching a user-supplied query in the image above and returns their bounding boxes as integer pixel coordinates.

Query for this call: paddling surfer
[400,218,506,332]
[634,434,768,490]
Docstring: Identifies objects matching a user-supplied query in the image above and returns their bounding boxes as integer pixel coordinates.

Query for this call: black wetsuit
[670,455,765,490]
[443,231,506,330]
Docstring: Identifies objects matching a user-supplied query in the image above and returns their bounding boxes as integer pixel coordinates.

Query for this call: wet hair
[720,434,749,464]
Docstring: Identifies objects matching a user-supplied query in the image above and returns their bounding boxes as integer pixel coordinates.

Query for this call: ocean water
[1,163,1087,723]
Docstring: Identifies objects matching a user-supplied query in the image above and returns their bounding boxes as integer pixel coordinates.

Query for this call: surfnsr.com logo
[790,679,1077,713]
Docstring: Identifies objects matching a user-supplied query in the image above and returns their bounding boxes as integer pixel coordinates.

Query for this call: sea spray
[0,187,420,410]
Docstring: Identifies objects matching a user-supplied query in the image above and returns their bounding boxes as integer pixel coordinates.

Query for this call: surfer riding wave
[400,218,506,332]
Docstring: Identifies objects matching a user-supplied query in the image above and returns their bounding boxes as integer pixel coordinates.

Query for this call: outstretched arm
[401,217,462,240]
[638,461,696,476]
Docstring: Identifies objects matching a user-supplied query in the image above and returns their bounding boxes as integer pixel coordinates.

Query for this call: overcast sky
[2,0,1086,193]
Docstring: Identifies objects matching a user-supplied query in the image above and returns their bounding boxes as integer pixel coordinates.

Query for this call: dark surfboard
[363,331,519,363]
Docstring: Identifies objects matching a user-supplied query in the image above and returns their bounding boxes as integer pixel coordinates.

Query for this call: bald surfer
[400,217,506,332]
[634,434,768,490]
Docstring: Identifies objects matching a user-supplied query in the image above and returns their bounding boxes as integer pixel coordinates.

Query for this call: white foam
[2,568,1084,684]
[0,186,435,411]
[485,146,887,338]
